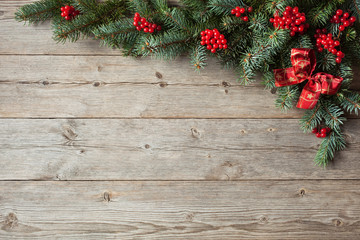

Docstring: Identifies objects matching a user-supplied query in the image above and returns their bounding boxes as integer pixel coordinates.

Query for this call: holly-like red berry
[316,132,322,138]
[336,9,343,16]
[336,57,342,64]
[312,128,318,134]
[270,6,308,36]
[133,13,161,33]
[231,6,252,21]
[320,128,327,134]
[201,29,228,53]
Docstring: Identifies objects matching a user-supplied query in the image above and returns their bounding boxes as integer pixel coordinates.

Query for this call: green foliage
[14,0,360,166]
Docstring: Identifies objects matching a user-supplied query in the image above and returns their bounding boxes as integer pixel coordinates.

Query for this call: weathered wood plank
[1,181,360,239]
[0,119,359,180]
[0,55,307,118]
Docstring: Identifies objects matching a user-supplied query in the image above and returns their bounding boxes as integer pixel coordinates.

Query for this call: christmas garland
[15,0,360,166]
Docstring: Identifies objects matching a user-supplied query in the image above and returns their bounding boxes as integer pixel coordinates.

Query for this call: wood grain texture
[0,55,306,118]
[0,119,359,181]
[1,181,360,240]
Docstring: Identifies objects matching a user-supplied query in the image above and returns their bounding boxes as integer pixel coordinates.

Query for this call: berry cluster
[314,29,344,64]
[230,6,253,21]
[330,9,356,31]
[200,29,228,53]
[60,5,80,21]
[269,6,309,36]
[133,13,161,33]
[312,127,331,138]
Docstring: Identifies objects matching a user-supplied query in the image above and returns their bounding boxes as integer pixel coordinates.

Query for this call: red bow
[274,48,343,109]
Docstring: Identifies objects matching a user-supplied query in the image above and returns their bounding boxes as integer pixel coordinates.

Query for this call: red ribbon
[274,48,343,109]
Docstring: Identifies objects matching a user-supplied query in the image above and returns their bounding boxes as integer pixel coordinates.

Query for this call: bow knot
[274,48,343,109]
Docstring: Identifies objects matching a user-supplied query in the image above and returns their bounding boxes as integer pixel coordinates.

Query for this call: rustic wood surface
[1,1,360,239]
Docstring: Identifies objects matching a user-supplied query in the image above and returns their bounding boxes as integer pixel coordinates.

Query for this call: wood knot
[159,82,168,88]
[155,72,163,79]
[333,219,343,227]
[259,216,268,223]
[240,129,247,135]
[103,191,111,202]
[97,65,103,72]
[145,144,150,149]
[191,127,201,138]
[270,88,277,94]
[225,89,229,94]
[222,81,231,87]
[42,80,49,85]
[222,161,233,167]
[267,128,276,132]
[4,213,18,229]
[93,81,100,87]
[299,188,306,196]
[185,212,194,221]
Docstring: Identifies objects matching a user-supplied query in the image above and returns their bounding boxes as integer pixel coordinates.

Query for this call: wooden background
[1,1,360,239]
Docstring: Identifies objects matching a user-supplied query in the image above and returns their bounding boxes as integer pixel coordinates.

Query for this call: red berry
[339,25,345,31]
[317,47,323,52]
[325,127,331,133]
[235,12,241,17]
[242,16,249,21]
[331,48,337,55]
[61,7,65,11]
[320,133,327,138]
[65,15,71,20]
[300,16,306,22]
[65,5,70,10]
[140,24,144,28]
[223,44,228,49]
[322,28,327,33]
[316,29,321,33]
[316,132,322,138]
[292,7,299,14]
[343,12,350,18]
[74,10,80,16]
[221,39,227,44]
[235,6,241,12]
[321,128,327,134]
[136,26,141,31]
[213,43,219,49]
[285,6,292,12]
[200,31,205,36]
[200,41,205,46]
[143,27,149,32]
[140,18,146,23]
[157,26,161,31]
[343,21,350,27]
[337,51,343,57]
[211,48,216,53]
[290,31,296,36]
[336,57,342,64]
[336,9,343,16]
[333,15,339,21]
[334,40,340,46]
[350,16,356,22]
[270,18,274,23]
[61,12,66,17]
[134,12,140,18]
[207,45,212,50]
[133,21,138,26]
[231,9,236,15]
[248,7,253,13]
[240,8,245,13]
[312,128,318,134]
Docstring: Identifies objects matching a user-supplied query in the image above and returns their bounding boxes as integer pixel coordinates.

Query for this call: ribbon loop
[274,48,343,109]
